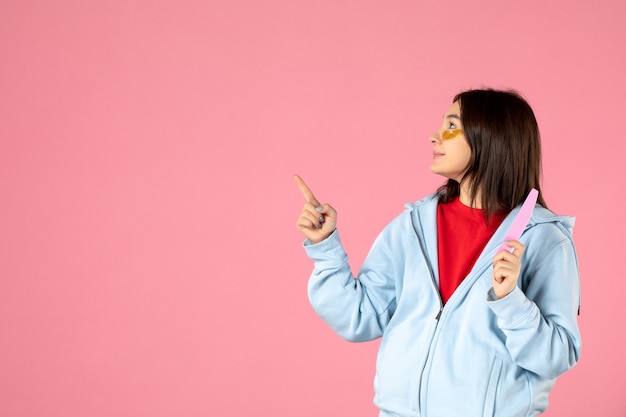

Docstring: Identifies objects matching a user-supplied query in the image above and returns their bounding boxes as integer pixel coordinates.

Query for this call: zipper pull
[435,306,443,320]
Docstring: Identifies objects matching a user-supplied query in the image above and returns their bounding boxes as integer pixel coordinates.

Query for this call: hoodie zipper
[410,208,444,413]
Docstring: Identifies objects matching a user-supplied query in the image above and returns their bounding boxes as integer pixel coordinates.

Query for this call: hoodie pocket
[483,357,503,417]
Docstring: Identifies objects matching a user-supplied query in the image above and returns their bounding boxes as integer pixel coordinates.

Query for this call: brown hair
[437,88,547,221]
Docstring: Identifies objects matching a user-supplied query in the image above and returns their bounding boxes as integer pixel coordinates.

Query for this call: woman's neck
[459,182,482,209]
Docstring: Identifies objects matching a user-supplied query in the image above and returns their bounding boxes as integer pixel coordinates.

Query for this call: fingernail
[317,222,322,228]
[316,205,323,212]
[319,216,325,223]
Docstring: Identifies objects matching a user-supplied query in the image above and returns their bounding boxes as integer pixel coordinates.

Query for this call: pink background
[1,1,624,416]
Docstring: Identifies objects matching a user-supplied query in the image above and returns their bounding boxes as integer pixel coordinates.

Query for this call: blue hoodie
[304,194,581,417]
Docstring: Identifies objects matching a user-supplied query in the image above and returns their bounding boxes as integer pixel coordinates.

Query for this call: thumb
[317,203,337,218]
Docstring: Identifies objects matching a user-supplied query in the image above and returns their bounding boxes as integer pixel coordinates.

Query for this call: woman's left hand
[492,240,525,299]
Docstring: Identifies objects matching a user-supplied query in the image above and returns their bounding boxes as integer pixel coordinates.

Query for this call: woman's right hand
[294,175,337,244]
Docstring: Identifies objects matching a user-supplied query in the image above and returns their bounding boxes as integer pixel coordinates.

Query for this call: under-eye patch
[441,129,463,141]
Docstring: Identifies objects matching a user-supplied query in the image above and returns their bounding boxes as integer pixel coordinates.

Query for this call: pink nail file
[498,189,538,253]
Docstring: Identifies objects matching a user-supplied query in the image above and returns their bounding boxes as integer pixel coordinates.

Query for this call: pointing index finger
[294,175,320,205]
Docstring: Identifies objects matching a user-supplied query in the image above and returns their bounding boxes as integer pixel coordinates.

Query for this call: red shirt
[436,197,507,304]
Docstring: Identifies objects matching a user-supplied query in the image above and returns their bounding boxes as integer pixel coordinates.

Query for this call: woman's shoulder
[525,206,576,249]
[403,192,440,211]
[379,193,440,233]
[529,206,575,232]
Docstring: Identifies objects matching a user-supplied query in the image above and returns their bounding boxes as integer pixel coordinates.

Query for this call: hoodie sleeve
[304,227,398,343]
[487,222,581,379]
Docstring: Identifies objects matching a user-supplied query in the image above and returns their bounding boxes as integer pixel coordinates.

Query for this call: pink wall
[1,0,624,415]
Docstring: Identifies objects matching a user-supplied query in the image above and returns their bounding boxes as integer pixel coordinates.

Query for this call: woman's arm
[304,229,398,342]
[488,232,581,379]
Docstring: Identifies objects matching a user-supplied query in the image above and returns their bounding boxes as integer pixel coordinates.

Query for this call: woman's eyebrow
[445,113,461,120]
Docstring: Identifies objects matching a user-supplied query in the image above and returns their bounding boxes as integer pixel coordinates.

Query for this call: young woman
[295,89,581,417]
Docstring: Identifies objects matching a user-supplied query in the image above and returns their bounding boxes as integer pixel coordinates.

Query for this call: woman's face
[429,101,472,183]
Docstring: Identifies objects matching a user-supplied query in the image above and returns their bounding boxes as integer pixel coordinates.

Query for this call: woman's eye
[448,122,457,129]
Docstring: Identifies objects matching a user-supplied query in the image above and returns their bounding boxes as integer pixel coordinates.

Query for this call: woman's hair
[437,88,547,221]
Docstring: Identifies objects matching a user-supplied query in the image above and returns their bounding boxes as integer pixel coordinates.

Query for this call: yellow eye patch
[441,129,463,141]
